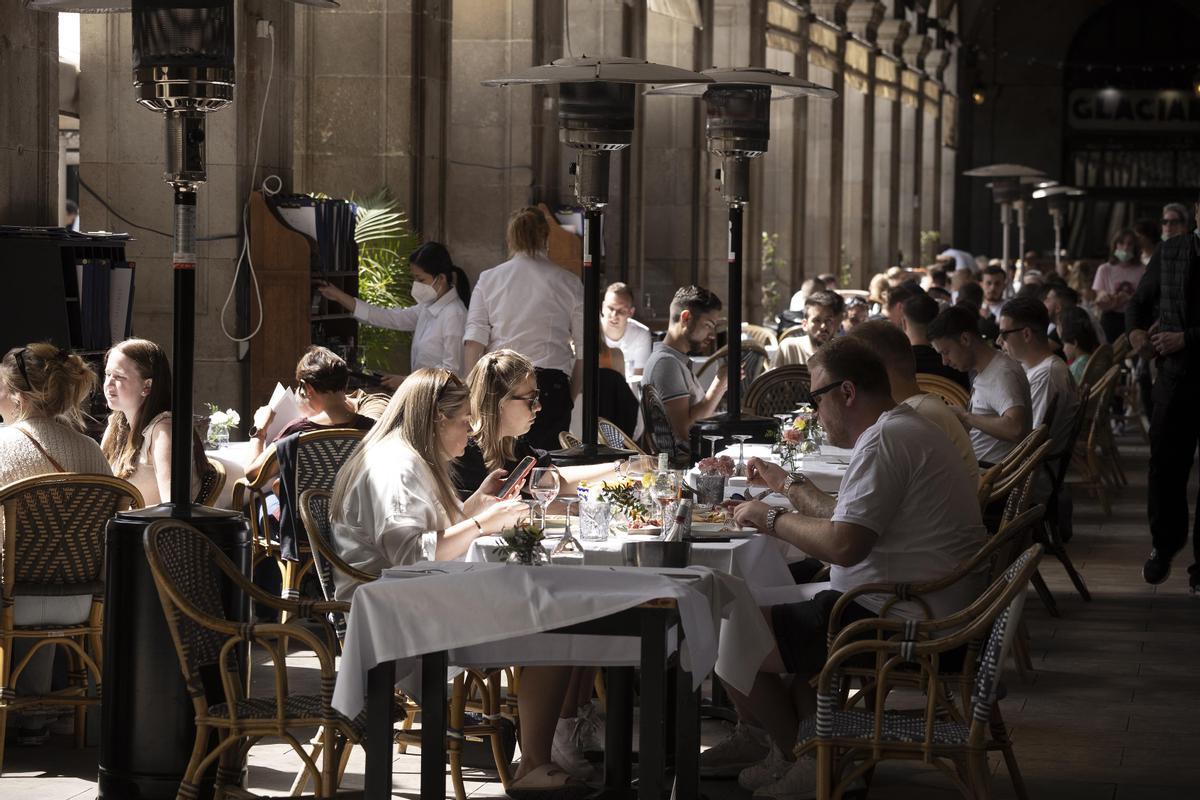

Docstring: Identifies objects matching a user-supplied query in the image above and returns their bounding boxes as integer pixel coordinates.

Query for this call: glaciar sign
[1068,89,1200,131]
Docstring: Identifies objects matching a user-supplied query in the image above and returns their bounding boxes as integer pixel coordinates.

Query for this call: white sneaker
[753,756,866,800]
[737,745,790,792]
[700,722,770,778]
[576,701,605,752]
[551,717,596,781]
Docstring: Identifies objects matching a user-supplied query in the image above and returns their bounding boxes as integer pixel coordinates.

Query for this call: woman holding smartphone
[317,241,470,385]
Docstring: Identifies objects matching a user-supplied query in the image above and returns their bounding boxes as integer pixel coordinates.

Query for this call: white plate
[689,522,757,537]
[620,525,662,536]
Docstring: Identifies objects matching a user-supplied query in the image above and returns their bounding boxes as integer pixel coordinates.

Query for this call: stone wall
[0,9,58,226]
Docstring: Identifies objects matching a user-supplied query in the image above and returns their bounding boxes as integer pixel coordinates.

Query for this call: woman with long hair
[330,368,584,796]
[0,343,113,745]
[101,338,203,507]
[317,241,471,384]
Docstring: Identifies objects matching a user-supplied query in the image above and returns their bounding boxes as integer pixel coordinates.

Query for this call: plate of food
[692,508,728,524]
[689,521,757,538]
[619,518,663,536]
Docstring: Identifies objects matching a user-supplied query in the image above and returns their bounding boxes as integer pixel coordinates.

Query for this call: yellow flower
[793,418,807,431]
[641,473,654,489]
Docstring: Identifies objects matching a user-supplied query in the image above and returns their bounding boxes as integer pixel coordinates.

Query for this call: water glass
[579,500,612,541]
[695,474,726,507]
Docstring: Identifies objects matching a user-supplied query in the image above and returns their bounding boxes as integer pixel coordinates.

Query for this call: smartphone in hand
[496,456,537,499]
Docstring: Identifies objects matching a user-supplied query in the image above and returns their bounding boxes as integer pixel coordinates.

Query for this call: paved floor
[3,435,1196,799]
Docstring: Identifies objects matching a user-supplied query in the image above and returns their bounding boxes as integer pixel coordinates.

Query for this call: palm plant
[353,189,420,372]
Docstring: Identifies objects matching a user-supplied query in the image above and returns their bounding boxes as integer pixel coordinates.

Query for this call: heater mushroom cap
[646,66,838,100]
[482,56,711,87]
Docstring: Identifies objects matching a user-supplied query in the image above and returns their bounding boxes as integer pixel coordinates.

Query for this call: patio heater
[1033,185,1085,272]
[483,56,711,466]
[963,163,1045,270]
[29,2,336,797]
[647,68,836,447]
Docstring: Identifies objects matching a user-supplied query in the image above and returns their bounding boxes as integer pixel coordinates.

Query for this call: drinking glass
[553,496,584,555]
[702,434,724,460]
[579,500,612,541]
[528,467,561,531]
[732,434,753,476]
[650,469,681,536]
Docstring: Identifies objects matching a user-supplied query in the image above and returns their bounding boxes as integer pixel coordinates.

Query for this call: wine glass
[732,434,753,476]
[702,434,724,460]
[773,414,792,453]
[552,495,583,556]
[528,467,561,532]
[650,469,680,540]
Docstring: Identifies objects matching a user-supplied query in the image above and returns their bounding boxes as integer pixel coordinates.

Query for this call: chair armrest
[205,550,349,621]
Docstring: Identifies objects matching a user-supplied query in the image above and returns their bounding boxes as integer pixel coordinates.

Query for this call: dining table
[203,440,258,509]
[332,562,775,799]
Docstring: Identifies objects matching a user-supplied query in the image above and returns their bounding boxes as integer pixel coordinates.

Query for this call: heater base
[690,413,779,457]
[551,442,636,467]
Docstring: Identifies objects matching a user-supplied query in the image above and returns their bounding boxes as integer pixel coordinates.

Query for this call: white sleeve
[353,300,421,332]
[631,327,653,370]
[569,279,585,359]
[463,277,492,346]
[1027,367,1052,428]
[830,431,899,538]
[373,474,443,566]
[439,306,466,377]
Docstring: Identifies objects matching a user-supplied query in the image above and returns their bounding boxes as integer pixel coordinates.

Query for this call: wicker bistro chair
[640,383,690,468]
[1077,343,1113,391]
[195,457,227,507]
[0,473,142,773]
[743,323,780,350]
[798,544,1044,800]
[598,416,644,454]
[1069,365,1122,513]
[697,341,771,385]
[744,364,811,417]
[558,431,583,449]
[915,373,971,409]
[297,489,515,800]
[142,519,405,799]
[231,428,366,612]
[779,324,806,342]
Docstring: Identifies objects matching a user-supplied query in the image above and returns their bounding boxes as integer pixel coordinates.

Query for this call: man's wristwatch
[780,472,807,494]
[765,507,787,534]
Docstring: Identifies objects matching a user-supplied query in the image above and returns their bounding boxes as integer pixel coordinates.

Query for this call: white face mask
[1114,249,1131,263]
[411,280,439,305]
[1162,232,1172,241]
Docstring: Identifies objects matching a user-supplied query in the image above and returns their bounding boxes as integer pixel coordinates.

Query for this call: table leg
[365,659,396,800]
[673,664,700,800]
[421,651,449,800]
[604,666,635,790]
[639,611,668,800]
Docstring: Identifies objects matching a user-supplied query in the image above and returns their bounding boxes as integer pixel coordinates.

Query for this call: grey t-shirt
[642,342,704,405]
[969,351,1032,465]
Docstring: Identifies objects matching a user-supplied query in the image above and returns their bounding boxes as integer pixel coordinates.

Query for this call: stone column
[0,8,58,225]
[876,17,907,267]
[847,1,883,286]
[902,32,929,266]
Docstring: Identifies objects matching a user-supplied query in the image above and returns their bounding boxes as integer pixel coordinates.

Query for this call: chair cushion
[798,709,969,745]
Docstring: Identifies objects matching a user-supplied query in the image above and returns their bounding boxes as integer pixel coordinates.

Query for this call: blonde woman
[101,338,203,506]
[463,207,584,451]
[0,344,113,745]
[330,368,584,797]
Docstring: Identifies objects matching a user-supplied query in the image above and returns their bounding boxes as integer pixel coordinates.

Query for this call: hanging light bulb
[971,82,987,105]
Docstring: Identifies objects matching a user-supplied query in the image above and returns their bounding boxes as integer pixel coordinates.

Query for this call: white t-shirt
[902,393,980,485]
[1025,355,1078,457]
[831,405,987,619]
[331,436,462,601]
[968,352,1032,465]
[604,317,653,379]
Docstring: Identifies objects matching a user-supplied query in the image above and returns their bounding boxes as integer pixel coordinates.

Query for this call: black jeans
[1147,366,1200,576]
[526,367,574,452]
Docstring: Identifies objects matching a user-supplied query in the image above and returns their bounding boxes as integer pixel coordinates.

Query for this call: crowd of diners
[1,197,1197,799]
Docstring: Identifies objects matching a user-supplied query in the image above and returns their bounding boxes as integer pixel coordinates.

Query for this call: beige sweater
[0,418,112,488]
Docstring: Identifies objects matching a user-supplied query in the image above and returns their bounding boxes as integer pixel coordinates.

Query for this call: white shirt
[1025,355,1078,457]
[331,437,462,602]
[604,318,653,379]
[464,252,584,375]
[353,291,467,376]
[902,393,980,485]
[968,352,1032,465]
[831,404,987,619]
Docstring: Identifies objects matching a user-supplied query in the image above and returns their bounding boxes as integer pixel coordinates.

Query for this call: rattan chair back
[292,429,366,496]
[915,373,970,408]
[779,324,806,342]
[742,323,779,350]
[195,457,227,506]
[696,341,770,380]
[1077,343,1113,390]
[559,431,582,449]
[1110,332,1130,362]
[597,416,643,454]
[744,364,811,417]
[640,382,688,468]
[298,489,379,642]
[0,473,142,594]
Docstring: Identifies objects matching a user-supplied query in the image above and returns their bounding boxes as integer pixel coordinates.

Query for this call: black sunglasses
[1161,217,1184,226]
[807,380,843,407]
[997,326,1029,340]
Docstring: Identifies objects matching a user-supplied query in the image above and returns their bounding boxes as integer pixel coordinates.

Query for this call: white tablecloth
[204,440,257,509]
[468,531,794,587]
[332,562,774,719]
[701,443,852,495]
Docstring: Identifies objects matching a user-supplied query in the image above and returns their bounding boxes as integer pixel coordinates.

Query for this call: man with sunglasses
[928,304,1032,467]
[722,337,985,797]
[1127,197,1200,589]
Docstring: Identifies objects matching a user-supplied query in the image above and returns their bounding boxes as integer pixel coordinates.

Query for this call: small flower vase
[208,426,230,449]
[695,474,726,507]
[780,447,799,471]
[505,546,548,566]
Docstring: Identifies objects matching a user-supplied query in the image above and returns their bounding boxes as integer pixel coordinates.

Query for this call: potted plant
[494,521,548,566]
[694,455,735,507]
[206,403,240,448]
[353,189,420,373]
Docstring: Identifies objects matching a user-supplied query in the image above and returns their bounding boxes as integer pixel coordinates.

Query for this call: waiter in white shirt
[464,206,584,451]
[317,241,470,385]
[601,281,652,381]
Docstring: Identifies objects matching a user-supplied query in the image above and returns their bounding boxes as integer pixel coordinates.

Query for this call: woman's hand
[252,405,275,440]
[745,457,787,492]
[732,500,771,531]
[481,468,515,499]
[316,280,356,312]
[475,498,529,534]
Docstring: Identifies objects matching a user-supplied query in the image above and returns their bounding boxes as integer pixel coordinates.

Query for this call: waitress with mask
[318,242,470,386]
